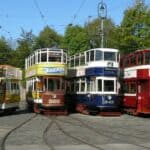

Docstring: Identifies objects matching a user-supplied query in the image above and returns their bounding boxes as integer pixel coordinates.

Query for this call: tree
[34,26,62,49]
[85,18,119,49]
[118,0,150,54]
[62,25,88,55]
[13,29,35,69]
[0,37,12,65]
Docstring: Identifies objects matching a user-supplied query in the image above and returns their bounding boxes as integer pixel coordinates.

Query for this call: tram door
[137,80,150,113]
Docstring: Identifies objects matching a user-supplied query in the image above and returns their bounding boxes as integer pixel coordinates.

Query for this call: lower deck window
[104,80,114,92]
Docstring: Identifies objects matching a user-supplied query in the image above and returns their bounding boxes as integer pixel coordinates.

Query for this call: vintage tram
[120,49,150,115]
[25,48,68,115]
[0,65,22,113]
[66,48,121,115]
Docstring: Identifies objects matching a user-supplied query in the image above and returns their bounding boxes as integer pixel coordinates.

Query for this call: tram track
[0,114,37,150]
[43,116,56,150]
[68,116,150,150]
[43,116,104,150]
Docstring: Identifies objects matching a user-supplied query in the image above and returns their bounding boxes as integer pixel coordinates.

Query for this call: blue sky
[0,0,149,40]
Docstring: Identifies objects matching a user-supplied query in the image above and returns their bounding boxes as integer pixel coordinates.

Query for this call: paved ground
[0,104,150,150]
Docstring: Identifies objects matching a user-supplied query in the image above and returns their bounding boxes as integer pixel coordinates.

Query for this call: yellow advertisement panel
[26,63,67,78]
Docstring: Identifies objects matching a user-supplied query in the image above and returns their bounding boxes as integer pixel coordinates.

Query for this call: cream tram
[25,48,68,114]
[0,65,22,113]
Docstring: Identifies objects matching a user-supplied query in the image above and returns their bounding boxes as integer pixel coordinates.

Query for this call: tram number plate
[49,99,60,104]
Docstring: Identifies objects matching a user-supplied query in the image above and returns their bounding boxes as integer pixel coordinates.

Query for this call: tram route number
[49,99,60,104]
[102,100,114,105]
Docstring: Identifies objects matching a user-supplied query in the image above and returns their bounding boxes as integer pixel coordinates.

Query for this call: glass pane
[98,79,102,91]
[90,51,94,61]
[86,52,89,62]
[48,79,54,91]
[104,52,116,61]
[95,50,102,60]
[130,83,136,93]
[48,52,61,62]
[80,55,85,65]
[145,52,150,64]
[104,80,114,92]
[41,52,47,62]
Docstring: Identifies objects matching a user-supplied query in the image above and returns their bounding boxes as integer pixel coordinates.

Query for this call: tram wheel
[34,104,40,114]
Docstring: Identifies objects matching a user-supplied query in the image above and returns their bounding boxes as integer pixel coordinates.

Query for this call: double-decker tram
[0,65,22,113]
[67,48,121,115]
[25,48,68,115]
[120,49,150,115]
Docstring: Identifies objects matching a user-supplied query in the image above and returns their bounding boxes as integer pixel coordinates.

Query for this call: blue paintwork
[86,67,118,77]
[76,94,119,109]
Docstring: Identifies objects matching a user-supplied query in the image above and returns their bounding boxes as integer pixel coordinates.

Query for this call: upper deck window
[86,51,90,62]
[130,56,136,66]
[90,50,94,61]
[41,52,47,62]
[144,52,150,64]
[104,52,116,61]
[80,54,85,66]
[75,56,79,66]
[137,53,143,65]
[48,52,61,62]
[95,50,102,61]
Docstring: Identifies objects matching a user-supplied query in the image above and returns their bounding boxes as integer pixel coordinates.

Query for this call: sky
[0,0,149,41]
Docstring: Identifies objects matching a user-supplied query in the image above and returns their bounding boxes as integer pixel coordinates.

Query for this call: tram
[120,49,150,115]
[66,48,121,115]
[0,65,22,113]
[25,48,68,114]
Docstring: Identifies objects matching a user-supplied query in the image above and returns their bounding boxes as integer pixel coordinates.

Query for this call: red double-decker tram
[120,49,150,115]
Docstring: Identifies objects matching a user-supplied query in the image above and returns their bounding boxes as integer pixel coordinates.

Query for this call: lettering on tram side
[43,67,65,74]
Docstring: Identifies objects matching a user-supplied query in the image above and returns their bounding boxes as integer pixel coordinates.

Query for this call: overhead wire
[71,0,87,24]
[33,0,48,26]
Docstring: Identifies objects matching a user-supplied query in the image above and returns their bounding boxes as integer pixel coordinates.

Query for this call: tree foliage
[118,0,150,54]
[62,25,88,55]
[34,26,62,49]
[85,18,118,49]
[0,37,12,65]
[12,29,35,69]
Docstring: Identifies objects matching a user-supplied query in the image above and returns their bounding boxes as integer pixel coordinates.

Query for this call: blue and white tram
[67,48,121,115]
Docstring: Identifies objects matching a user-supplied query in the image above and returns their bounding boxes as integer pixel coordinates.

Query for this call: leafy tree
[85,18,118,49]
[34,26,62,49]
[62,25,88,55]
[13,29,35,69]
[118,0,150,54]
[0,37,12,65]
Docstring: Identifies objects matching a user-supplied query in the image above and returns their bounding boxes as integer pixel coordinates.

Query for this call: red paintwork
[137,69,149,79]
[123,96,137,108]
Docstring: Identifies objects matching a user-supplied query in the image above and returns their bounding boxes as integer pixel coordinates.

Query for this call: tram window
[87,81,90,91]
[95,50,102,61]
[48,52,61,62]
[138,53,143,65]
[56,79,60,90]
[63,54,67,63]
[80,55,85,66]
[97,79,102,91]
[75,57,79,66]
[70,59,74,67]
[145,52,150,64]
[75,83,79,92]
[44,79,54,91]
[90,50,94,61]
[86,51,89,62]
[41,52,47,62]
[104,52,116,61]
[81,82,85,92]
[130,83,136,93]
[124,83,128,93]
[38,53,40,63]
[130,56,136,66]
[104,80,114,92]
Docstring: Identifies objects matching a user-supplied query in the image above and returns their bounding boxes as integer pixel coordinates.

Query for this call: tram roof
[87,48,119,52]
[34,48,67,53]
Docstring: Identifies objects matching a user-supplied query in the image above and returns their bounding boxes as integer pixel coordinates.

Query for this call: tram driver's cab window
[97,79,102,91]
[104,80,114,92]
